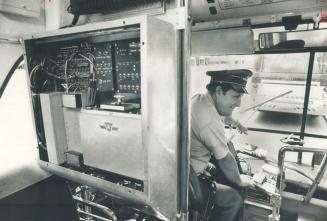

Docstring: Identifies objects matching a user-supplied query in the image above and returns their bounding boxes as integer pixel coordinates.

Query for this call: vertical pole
[299,51,315,164]
[179,0,191,220]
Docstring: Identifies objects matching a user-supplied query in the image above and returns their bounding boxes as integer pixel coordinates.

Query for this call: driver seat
[189,166,216,221]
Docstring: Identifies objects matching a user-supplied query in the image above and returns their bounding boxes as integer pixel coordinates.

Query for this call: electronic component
[27,31,141,112]
[65,150,84,167]
[62,93,87,108]
[253,173,266,184]
[115,39,141,95]
[94,42,114,92]
[100,102,140,111]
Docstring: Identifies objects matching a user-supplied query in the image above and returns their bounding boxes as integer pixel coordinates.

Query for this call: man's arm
[224,116,247,134]
[216,152,254,187]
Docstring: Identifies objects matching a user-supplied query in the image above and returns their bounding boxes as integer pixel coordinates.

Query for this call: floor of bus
[0,175,79,221]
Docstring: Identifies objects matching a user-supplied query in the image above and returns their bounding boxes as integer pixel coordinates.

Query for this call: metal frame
[179,0,191,220]
[278,146,327,203]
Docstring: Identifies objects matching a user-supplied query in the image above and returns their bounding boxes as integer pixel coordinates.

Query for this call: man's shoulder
[191,93,209,107]
[192,94,208,116]
[192,93,215,112]
[191,93,220,128]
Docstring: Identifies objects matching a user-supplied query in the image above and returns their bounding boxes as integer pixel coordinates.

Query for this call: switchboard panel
[26,29,141,111]
[115,39,141,94]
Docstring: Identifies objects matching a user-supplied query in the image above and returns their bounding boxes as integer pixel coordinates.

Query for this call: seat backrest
[189,166,206,210]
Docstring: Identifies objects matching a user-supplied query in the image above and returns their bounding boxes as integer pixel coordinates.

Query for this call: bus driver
[191,69,255,221]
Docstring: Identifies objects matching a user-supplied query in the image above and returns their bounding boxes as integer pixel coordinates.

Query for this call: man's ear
[215,86,223,95]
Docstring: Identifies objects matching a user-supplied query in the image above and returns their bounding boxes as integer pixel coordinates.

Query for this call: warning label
[218,0,292,10]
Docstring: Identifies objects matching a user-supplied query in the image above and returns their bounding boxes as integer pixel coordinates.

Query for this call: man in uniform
[191,69,255,221]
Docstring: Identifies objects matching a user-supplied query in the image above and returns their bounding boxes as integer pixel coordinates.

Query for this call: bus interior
[1,0,327,221]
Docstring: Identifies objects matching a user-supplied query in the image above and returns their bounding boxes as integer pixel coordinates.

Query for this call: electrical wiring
[40,57,46,66]
[64,54,74,92]
[29,64,43,93]
[63,52,97,106]
[77,53,96,80]
[38,142,47,151]
[29,56,66,92]
[41,80,49,90]
[87,52,95,60]
[29,64,41,82]
[0,55,24,98]
[67,82,79,92]
[62,53,96,92]
[46,57,60,67]
[46,72,67,80]
[31,95,47,152]
[85,53,97,106]
[77,53,93,64]
[86,80,97,107]
[29,49,97,99]
[75,72,90,78]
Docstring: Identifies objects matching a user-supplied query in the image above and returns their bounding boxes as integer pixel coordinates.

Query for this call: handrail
[277,145,327,203]
[304,154,327,203]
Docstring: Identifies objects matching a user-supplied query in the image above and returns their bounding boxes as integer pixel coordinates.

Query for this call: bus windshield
[191,52,327,138]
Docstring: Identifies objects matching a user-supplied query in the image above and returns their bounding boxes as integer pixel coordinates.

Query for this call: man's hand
[239,174,255,188]
[217,153,255,188]
[236,121,248,134]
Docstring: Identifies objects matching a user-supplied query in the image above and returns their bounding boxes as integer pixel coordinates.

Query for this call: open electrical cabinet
[21,15,180,220]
